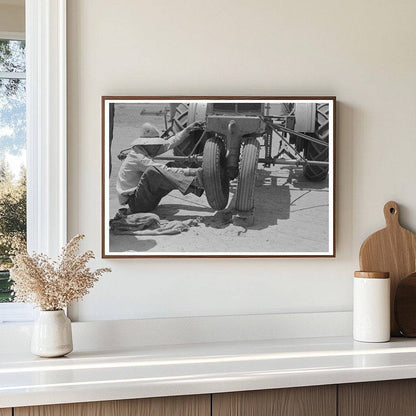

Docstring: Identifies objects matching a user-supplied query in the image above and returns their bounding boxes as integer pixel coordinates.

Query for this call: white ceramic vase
[31,310,73,357]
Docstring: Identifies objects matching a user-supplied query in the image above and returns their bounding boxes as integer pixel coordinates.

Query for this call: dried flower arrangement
[10,234,111,311]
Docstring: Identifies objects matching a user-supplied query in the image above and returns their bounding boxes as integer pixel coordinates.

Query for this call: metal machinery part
[203,103,264,215]
[205,103,264,178]
[206,116,263,178]
[302,103,330,181]
[137,101,331,218]
[171,103,207,158]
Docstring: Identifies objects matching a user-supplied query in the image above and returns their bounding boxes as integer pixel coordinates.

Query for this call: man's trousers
[128,166,203,213]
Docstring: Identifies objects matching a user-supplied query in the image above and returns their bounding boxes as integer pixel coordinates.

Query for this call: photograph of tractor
[133,100,331,224]
[105,97,334,256]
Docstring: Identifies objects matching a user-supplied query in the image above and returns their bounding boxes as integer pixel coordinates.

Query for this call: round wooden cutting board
[359,201,416,336]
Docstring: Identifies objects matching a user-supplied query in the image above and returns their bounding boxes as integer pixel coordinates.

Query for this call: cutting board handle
[384,201,400,228]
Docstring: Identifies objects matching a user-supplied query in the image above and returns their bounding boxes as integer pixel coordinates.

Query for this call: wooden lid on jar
[354,271,390,279]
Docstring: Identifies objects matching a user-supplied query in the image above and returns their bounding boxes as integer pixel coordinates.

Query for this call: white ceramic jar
[353,271,390,343]
[31,310,73,357]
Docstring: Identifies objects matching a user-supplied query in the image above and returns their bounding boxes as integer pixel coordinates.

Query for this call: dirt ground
[108,104,330,254]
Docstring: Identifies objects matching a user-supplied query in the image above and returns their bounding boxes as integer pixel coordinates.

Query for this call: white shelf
[2,335,416,408]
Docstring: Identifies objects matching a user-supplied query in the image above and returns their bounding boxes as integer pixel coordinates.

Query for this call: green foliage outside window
[0,160,26,302]
[0,39,26,303]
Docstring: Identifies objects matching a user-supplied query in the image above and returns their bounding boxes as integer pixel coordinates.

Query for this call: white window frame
[0,0,67,323]
[0,31,29,322]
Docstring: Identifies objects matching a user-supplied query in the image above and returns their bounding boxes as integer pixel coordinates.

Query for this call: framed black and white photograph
[102,97,336,258]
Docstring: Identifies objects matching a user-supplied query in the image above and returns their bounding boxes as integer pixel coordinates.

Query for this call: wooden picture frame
[102,96,336,258]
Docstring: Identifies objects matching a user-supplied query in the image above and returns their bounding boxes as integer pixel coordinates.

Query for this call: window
[0,0,67,324]
[0,34,26,307]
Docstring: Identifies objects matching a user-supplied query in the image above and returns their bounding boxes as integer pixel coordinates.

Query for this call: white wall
[67,0,416,321]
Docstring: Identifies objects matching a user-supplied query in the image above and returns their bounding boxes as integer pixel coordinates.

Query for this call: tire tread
[235,138,260,212]
[303,103,330,181]
[203,137,229,210]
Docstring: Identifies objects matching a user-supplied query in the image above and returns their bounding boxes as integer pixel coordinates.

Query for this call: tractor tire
[303,103,330,181]
[202,137,229,211]
[235,138,260,212]
[171,103,205,156]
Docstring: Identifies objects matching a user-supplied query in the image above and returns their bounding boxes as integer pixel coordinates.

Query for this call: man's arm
[157,121,205,154]
[136,151,189,175]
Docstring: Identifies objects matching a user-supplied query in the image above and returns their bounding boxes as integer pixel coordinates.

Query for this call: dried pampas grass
[10,234,111,311]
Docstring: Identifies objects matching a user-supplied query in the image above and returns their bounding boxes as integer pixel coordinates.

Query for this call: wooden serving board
[359,201,416,335]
